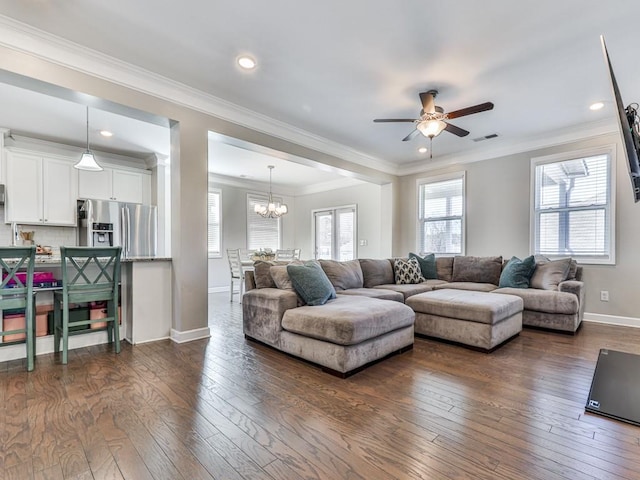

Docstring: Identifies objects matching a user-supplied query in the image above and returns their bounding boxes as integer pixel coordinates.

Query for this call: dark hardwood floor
[2,293,640,479]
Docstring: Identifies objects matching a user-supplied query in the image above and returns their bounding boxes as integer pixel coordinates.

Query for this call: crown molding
[0,15,398,177]
[396,118,618,176]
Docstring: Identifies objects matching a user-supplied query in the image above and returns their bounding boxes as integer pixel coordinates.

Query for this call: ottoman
[406,289,523,352]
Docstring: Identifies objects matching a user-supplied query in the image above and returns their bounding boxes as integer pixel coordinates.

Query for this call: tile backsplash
[0,210,76,253]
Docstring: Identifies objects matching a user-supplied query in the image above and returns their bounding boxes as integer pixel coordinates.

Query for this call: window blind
[418,176,464,255]
[247,194,281,251]
[208,189,221,257]
[534,154,612,261]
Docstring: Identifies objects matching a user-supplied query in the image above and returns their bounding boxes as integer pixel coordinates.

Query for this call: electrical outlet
[359,239,368,246]
[600,290,609,302]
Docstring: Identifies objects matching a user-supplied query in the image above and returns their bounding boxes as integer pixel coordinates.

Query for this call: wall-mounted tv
[601,35,640,202]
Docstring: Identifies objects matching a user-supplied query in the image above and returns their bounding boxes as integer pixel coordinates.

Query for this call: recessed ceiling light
[237,56,256,70]
[418,147,428,154]
[100,130,113,137]
[590,102,604,111]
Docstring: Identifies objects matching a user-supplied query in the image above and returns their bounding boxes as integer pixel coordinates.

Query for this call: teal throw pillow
[409,252,437,279]
[499,255,536,288]
[287,260,337,306]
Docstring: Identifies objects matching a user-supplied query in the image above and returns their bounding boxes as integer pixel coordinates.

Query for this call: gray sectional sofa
[242,255,585,376]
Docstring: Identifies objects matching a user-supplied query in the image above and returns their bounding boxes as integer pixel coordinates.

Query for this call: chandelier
[254,165,288,218]
[74,106,103,171]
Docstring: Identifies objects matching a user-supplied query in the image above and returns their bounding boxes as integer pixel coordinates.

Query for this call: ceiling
[0,1,639,181]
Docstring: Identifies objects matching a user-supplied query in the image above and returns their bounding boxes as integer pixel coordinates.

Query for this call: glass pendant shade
[74,106,103,171]
[417,119,447,138]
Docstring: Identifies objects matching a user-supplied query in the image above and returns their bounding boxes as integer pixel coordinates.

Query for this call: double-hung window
[208,188,221,258]
[531,146,615,264]
[247,193,282,251]
[417,173,465,255]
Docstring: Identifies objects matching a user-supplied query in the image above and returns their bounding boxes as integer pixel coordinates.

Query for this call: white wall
[398,132,640,320]
[293,182,385,260]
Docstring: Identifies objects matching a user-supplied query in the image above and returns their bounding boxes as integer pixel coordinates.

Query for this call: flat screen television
[601,35,640,202]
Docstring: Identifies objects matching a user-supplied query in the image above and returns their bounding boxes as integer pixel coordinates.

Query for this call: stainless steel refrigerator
[78,199,157,258]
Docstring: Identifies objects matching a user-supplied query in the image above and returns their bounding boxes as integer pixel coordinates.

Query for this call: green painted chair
[0,246,36,371]
[53,246,122,364]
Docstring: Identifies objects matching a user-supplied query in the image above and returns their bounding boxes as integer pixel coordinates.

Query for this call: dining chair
[226,248,245,302]
[53,246,122,365]
[275,249,295,261]
[0,246,36,371]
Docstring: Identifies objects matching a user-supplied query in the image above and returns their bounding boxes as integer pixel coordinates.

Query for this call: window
[417,173,465,255]
[314,206,356,261]
[247,193,282,251]
[532,147,615,264]
[208,189,221,258]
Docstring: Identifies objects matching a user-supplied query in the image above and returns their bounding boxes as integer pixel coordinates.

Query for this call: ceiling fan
[373,90,494,156]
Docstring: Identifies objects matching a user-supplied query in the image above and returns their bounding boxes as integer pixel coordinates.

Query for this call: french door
[314,206,356,261]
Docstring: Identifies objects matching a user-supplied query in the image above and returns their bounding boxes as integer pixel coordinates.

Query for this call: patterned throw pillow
[394,257,425,284]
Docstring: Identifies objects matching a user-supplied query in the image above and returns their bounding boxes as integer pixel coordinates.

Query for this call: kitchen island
[0,255,172,365]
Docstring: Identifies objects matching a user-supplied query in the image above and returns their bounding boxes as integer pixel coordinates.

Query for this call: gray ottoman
[406,289,523,352]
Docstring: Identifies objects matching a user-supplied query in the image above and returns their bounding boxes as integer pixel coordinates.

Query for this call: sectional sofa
[242,255,584,376]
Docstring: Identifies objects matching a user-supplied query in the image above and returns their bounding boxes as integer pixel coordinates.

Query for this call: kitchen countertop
[32,255,172,264]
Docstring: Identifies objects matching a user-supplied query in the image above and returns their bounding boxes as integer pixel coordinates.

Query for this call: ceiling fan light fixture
[417,119,447,138]
[74,106,103,171]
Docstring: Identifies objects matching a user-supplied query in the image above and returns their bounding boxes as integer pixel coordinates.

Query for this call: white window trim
[530,144,616,265]
[208,188,222,259]
[416,171,466,256]
[311,204,358,261]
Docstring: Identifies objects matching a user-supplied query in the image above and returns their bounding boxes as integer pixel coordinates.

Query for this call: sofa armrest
[559,280,585,323]
[242,288,298,347]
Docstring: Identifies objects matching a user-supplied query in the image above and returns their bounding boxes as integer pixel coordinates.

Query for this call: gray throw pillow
[530,257,572,290]
[498,255,536,288]
[319,259,364,290]
[253,260,290,289]
[409,252,437,279]
[359,259,395,287]
[452,256,503,285]
[287,260,337,306]
[394,257,425,284]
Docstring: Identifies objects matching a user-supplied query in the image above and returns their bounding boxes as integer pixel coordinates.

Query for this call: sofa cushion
[336,288,405,303]
[287,260,337,306]
[359,259,395,288]
[436,257,454,282]
[494,287,579,315]
[319,259,364,290]
[530,257,572,291]
[281,295,415,345]
[253,260,290,289]
[409,252,437,279]
[452,256,502,285]
[433,282,498,292]
[270,263,306,306]
[499,255,536,289]
[394,257,425,284]
[375,281,441,300]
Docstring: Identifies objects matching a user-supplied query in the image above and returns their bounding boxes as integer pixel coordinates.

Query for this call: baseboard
[583,312,640,329]
[170,327,211,343]
[0,329,124,364]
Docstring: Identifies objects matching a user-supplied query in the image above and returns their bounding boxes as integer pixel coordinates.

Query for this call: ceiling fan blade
[374,118,416,123]
[419,91,436,114]
[402,129,420,142]
[444,123,470,137]
[446,102,494,119]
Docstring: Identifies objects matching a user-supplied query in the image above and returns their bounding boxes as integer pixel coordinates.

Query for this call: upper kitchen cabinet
[5,150,78,225]
[78,167,151,204]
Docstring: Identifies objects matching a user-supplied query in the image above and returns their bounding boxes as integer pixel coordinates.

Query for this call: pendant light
[254,165,288,218]
[74,106,103,171]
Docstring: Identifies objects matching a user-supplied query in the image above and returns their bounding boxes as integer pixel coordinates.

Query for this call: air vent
[473,133,499,142]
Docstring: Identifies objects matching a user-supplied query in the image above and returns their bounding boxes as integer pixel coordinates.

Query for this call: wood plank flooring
[2,292,640,479]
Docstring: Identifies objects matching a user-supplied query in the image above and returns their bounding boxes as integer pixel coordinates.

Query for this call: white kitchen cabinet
[78,167,151,204]
[5,150,78,225]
